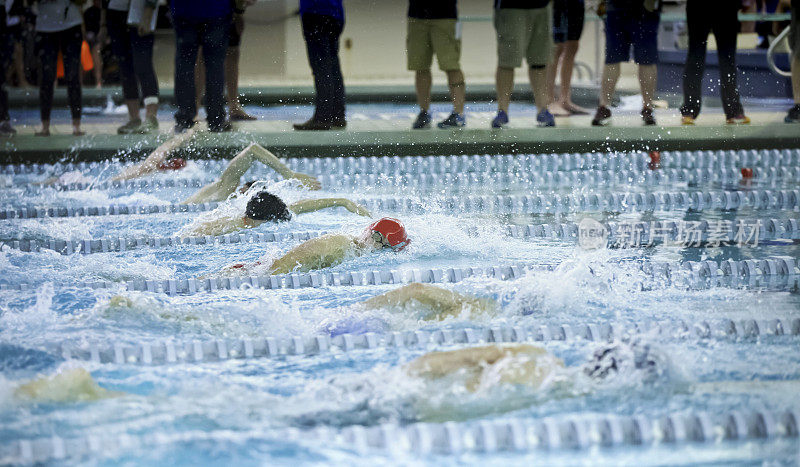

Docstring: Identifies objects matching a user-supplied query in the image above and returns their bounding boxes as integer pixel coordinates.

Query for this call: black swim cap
[245,190,291,222]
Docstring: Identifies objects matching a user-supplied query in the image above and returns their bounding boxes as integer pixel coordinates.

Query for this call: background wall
[152,0,643,90]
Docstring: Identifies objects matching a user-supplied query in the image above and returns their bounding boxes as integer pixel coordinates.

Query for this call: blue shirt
[299,0,345,22]
[170,0,232,19]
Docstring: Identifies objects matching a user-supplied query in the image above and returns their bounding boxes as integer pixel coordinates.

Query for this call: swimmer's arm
[182,142,273,204]
[111,127,198,181]
[361,283,496,320]
[180,216,246,238]
[405,346,506,378]
[247,144,321,190]
[289,198,371,217]
[267,234,354,275]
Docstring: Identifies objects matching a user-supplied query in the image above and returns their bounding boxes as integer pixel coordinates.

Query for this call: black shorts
[229,22,242,47]
[553,0,584,43]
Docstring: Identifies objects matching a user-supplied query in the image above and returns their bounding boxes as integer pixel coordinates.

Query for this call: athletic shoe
[137,116,159,134]
[784,104,800,123]
[437,112,466,129]
[726,114,751,125]
[681,115,695,125]
[641,107,656,126]
[491,110,509,128]
[0,121,16,136]
[412,111,431,129]
[117,119,142,134]
[591,106,611,126]
[293,118,347,131]
[536,109,556,127]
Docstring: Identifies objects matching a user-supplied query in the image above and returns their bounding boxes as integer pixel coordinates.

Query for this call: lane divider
[5,215,798,255]
[0,257,797,296]
[4,189,800,220]
[55,317,800,366]
[4,148,799,176]
[5,229,330,255]
[4,408,798,463]
[329,409,800,455]
[16,165,800,194]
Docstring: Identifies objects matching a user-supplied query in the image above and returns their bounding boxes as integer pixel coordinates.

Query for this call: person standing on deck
[679,0,750,125]
[490,0,556,129]
[33,0,85,136]
[171,0,247,133]
[0,2,16,136]
[407,0,467,129]
[293,0,347,131]
[546,0,590,116]
[591,0,661,127]
[784,0,800,123]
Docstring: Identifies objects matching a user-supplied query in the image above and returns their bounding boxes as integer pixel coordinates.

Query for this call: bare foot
[229,109,257,121]
[35,129,50,137]
[562,101,590,115]
[548,102,570,117]
[73,129,85,136]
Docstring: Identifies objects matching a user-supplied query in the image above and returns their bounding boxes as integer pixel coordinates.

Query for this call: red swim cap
[367,217,410,251]
[158,158,187,171]
[740,167,754,179]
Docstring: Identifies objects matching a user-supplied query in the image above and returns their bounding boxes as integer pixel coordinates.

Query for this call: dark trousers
[36,25,82,121]
[301,13,345,122]
[107,9,159,102]
[173,15,228,129]
[0,17,10,122]
[680,0,744,119]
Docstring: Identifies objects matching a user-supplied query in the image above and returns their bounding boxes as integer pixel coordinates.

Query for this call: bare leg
[36,120,51,136]
[72,118,83,136]
[793,55,800,103]
[599,63,621,108]
[527,66,548,112]
[445,69,465,114]
[495,66,515,113]
[638,64,658,109]
[546,43,565,105]
[226,46,254,119]
[415,69,432,112]
[558,40,588,113]
[92,44,103,88]
[126,99,141,122]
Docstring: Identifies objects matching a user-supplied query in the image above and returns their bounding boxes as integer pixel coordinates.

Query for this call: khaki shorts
[494,6,553,68]
[407,18,462,71]
[792,2,800,61]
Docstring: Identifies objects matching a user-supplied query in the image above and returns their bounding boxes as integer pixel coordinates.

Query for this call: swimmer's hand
[290,172,322,190]
[344,200,371,217]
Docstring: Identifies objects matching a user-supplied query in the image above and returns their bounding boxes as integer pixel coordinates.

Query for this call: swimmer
[14,368,120,403]
[406,340,669,393]
[360,282,497,321]
[221,217,410,275]
[181,189,371,237]
[111,126,200,181]
[181,143,321,204]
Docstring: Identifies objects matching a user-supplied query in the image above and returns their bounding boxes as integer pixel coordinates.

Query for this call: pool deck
[1,84,798,162]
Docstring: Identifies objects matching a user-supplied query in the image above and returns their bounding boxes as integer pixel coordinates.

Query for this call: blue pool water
[0,149,799,465]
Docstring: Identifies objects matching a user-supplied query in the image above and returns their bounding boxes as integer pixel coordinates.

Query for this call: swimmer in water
[221,217,410,275]
[360,282,497,321]
[406,340,669,393]
[14,368,120,403]
[181,188,371,237]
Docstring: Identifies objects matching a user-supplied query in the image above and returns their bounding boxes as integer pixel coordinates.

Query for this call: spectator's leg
[495,66,515,114]
[637,65,657,110]
[415,70,432,112]
[714,3,744,119]
[546,43,565,107]
[446,70,465,114]
[13,34,31,87]
[528,66,548,111]
[598,63,620,108]
[200,17,230,129]
[173,18,200,130]
[0,33,9,128]
[301,14,345,123]
[35,32,58,136]
[61,26,83,135]
[680,0,710,119]
[107,10,142,125]
[794,55,800,104]
[558,41,584,110]
[130,29,159,123]
[632,12,660,110]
